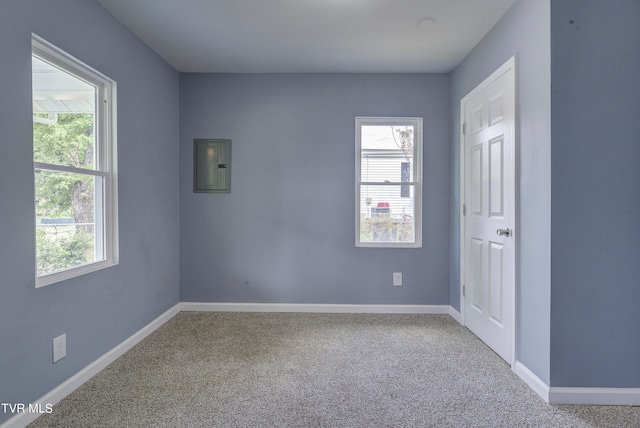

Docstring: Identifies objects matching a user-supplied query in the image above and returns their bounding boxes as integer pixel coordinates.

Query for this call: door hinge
[462,285,466,297]
[462,204,466,216]
[462,123,467,135]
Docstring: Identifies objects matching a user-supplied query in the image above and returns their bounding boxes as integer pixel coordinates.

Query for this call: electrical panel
[193,139,231,193]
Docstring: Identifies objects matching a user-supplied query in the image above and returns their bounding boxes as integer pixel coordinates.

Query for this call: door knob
[496,228,512,237]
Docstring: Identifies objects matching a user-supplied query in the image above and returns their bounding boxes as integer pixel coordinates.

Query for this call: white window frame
[32,34,118,287]
[355,117,423,248]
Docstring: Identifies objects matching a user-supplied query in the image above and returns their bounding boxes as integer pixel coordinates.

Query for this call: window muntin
[32,35,117,286]
[356,117,422,248]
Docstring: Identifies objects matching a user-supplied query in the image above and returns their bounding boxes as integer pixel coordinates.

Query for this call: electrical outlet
[393,272,402,286]
[53,334,66,363]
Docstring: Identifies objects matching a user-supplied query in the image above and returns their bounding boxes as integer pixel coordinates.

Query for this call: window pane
[360,125,414,182]
[35,169,102,276]
[359,184,415,243]
[32,57,96,170]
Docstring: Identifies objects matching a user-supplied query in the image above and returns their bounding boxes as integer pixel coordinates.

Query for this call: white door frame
[459,56,518,367]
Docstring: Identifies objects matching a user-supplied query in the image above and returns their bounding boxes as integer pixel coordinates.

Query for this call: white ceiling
[95,0,517,73]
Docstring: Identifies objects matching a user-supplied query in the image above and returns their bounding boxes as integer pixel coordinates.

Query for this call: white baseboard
[514,360,640,406]
[549,387,640,406]
[514,360,550,402]
[448,306,462,324]
[1,304,181,428]
[180,302,451,314]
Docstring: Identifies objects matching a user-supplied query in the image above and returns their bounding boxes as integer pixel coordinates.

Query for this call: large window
[355,117,422,248]
[32,35,118,287]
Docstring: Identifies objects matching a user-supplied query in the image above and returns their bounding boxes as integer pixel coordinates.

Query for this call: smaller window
[32,35,118,287]
[355,117,422,248]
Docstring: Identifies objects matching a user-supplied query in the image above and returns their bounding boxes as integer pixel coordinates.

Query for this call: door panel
[471,145,483,215]
[489,92,505,125]
[489,241,504,324]
[471,237,484,311]
[471,106,484,134]
[462,58,515,364]
[489,136,504,217]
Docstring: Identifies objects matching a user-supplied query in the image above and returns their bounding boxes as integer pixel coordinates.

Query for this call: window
[355,117,422,248]
[32,35,118,287]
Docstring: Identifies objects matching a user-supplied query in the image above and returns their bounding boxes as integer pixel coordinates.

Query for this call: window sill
[356,242,422,249]
[35,259,118,288]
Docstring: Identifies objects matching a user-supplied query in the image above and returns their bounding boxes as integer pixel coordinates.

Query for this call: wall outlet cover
[393,272,402,286]
[53,334,66,363]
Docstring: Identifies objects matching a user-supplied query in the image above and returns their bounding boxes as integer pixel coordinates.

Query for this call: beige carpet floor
[29,312,639,427]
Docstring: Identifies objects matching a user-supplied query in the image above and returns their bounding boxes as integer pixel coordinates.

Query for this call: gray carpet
[29,312,639,427]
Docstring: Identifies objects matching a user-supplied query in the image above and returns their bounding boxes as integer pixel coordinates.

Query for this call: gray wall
[550,0,640,388]
[0,1,180,422]
[450,0,552,383]
[180,74,451,305]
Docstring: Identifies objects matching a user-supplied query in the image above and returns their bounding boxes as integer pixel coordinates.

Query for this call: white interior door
[461,57,515,364]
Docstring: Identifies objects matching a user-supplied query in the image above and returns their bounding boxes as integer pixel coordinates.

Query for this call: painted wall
[450,0,552,383]
[550,0,640,388]
[180,74,450,305]
[0,1,180,422]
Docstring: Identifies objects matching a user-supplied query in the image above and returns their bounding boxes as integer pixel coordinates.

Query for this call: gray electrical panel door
[193,139,231,193]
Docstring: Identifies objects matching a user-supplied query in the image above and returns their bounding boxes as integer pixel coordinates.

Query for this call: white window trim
[355,117,423,248]
[32,34,119,287]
